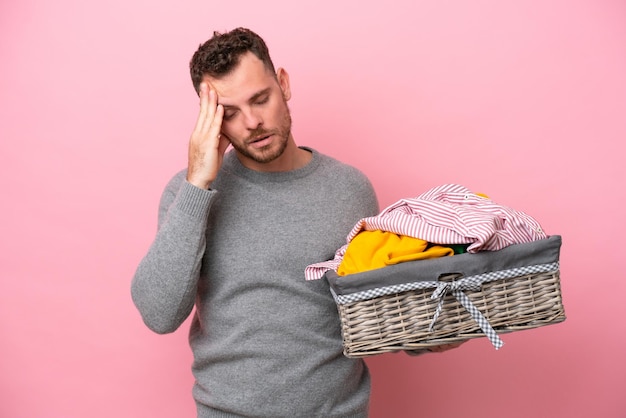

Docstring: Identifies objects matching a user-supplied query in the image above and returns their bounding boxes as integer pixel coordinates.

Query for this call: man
[131,28,379,417]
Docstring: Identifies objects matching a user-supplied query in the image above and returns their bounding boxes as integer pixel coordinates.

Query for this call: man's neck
[237,140,312,173]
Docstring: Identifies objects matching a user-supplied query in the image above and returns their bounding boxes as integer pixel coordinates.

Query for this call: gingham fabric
[445,287,504,349]
[330,262,559,349]
[330,262,559,304]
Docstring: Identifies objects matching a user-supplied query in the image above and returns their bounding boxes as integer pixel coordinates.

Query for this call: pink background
[2,1,625,417]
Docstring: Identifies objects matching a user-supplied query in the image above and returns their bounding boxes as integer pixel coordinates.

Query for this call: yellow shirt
[337,230,455,276]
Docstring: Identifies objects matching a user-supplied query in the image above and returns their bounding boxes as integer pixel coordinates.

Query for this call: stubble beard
[232,103,293,164]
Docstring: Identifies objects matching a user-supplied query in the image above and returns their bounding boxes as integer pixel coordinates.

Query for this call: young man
[131,28,379,417]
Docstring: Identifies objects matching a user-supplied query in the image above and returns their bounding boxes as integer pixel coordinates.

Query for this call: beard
[230,102,293,164]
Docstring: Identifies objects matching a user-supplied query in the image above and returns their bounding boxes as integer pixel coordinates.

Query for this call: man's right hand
[186,83,230,189]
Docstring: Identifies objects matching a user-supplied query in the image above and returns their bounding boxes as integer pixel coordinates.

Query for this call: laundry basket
[324,236,566,358]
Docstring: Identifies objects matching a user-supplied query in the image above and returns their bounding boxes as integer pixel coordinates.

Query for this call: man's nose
[243,109,263,130]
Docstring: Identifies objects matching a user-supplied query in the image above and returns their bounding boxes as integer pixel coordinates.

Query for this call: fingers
[205,88,218,131]
[215,106,231,159]
[194,83,209,132]
[210,103,224,144]
[194,83,220,135]
[186,82,227,189]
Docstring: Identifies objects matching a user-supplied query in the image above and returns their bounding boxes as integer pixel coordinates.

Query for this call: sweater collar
[222,146,321,183]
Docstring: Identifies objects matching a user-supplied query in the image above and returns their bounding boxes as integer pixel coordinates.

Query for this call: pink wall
[2,1,624,417]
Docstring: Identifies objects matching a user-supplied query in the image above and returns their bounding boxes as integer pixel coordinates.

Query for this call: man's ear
[276,68,291,101]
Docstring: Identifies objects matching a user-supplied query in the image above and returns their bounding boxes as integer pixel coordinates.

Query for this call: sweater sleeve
[131,172,216,334]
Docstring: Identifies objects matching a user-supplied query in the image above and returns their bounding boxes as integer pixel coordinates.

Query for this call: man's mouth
[249,134,273,148]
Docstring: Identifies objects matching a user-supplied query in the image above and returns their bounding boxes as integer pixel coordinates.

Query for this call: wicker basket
[325,236,566,358]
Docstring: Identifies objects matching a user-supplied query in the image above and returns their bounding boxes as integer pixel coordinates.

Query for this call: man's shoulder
[311,149,379,214]
[313,149,369,178]
[306,148,362,173]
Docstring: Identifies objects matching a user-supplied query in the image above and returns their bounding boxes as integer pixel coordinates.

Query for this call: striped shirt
[305,183,547,280]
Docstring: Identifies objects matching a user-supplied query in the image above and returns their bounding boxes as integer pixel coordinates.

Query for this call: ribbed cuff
[173,180,217,219]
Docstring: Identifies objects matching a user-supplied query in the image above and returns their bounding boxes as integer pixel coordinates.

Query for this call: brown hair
[189,27,276,94]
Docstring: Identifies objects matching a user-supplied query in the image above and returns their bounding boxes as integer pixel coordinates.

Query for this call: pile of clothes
[305,183,547,281]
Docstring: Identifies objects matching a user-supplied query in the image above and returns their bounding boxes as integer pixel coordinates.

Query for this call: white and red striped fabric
[304,183,547,281]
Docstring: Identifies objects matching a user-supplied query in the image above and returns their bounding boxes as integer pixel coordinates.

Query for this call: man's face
[204,52,292,168]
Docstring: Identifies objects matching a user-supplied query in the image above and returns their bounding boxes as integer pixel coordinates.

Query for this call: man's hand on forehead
[186,82,229,190]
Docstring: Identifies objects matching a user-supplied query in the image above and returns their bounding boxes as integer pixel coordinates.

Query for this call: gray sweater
[131,148,379,417]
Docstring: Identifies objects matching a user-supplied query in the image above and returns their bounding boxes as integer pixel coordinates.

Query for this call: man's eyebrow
[248,88,271,103]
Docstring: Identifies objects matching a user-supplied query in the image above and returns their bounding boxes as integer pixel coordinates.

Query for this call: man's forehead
[203,66,276,105]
